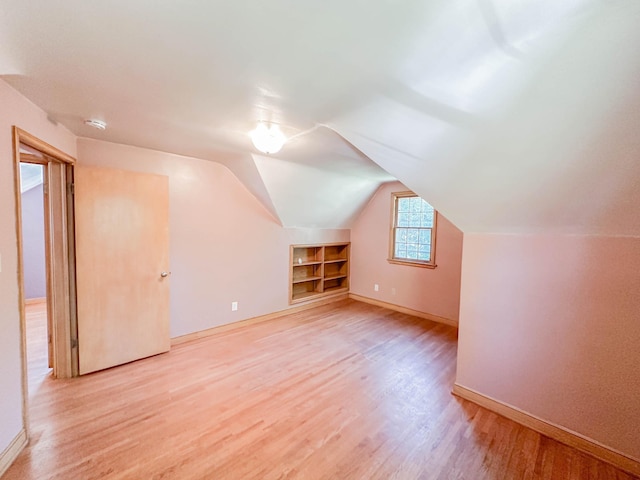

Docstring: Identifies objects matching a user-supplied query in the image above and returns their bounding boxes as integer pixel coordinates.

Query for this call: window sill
[387,259,437,269]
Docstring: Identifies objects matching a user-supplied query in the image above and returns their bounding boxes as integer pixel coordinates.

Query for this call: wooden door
[75,166,170,375]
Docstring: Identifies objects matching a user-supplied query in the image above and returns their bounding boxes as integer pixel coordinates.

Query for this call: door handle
[160,271,171,278]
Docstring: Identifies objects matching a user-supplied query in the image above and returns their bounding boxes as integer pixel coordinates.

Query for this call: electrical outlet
[231,301,238,311]
[374,284,379,292]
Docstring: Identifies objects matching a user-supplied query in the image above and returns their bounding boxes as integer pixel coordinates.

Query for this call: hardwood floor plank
[5,300,637,479]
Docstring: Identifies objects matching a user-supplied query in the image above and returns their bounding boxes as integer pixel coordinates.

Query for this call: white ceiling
[2,0,639,233]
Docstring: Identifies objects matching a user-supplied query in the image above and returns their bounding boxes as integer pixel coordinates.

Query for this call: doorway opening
[18,161,52,392]
[13,127,78,435]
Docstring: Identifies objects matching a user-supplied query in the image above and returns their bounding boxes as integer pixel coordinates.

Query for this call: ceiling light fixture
[84,119,107,130]
[249,122,286,154]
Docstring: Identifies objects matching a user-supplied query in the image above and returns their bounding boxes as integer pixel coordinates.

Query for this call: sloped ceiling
[1,0,639,233]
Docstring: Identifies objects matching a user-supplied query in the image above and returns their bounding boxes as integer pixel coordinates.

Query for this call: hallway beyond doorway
[25,300,52,394]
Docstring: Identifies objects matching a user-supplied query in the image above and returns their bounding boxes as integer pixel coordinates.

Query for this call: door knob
[160,271,171,278]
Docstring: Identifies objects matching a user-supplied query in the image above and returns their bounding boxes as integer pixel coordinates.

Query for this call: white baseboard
[452,383,640,477]
[348,293,458,328]
[0,429,27,477]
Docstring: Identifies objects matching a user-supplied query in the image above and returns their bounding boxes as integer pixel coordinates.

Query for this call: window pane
[397,212,409,227]
[396,244,407,258]
[409,213,421,227]
[409,197,421,213]
[397,198,410,212]
[419,229,432,245]
[421,211,433,227]
[418,249,431,261]
[407,228,419,243]
[406,244,419,259]
[396,228,408,243]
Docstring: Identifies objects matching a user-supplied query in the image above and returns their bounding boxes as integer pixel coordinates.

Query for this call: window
[389,191,437,268]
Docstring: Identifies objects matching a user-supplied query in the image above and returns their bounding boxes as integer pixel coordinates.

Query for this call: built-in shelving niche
[289,243,350,304]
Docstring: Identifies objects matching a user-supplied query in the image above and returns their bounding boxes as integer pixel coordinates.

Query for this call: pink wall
[350,181,463,323]
[0,80,77,459]
[76,138,349,338]
[457,233,640,460]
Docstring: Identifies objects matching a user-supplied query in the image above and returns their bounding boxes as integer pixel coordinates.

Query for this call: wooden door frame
[12,127,79,434]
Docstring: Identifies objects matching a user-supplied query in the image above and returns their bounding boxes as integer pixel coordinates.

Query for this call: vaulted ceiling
[2,0,639,233]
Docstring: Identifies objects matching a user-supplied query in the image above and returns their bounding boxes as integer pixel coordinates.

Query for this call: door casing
[12,127,79,436]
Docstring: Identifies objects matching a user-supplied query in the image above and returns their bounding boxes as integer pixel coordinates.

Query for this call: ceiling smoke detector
[84,119,107,130]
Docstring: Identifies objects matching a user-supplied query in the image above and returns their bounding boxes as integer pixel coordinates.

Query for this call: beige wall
[350,181,463,323]
[76,138,349,338]
[0,80,77,455]
[456,233,640,460]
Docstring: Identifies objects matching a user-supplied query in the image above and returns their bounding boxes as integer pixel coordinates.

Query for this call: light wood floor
[25,300,53,394]
[5,300,636,479]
